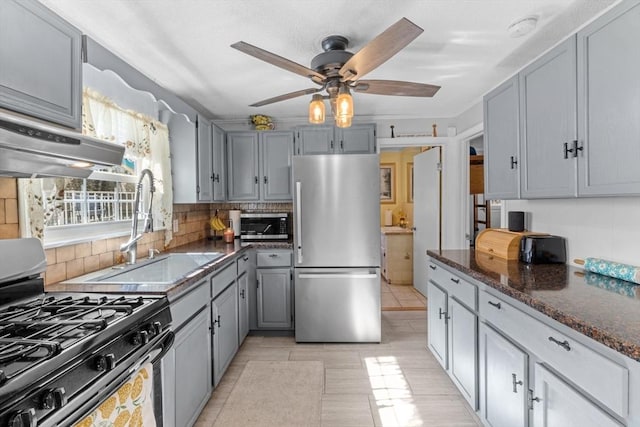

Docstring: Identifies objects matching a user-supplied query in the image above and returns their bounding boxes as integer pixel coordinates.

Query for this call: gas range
[0,239,173,426]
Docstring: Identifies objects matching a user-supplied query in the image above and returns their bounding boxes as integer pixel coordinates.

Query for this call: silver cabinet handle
[298,273,377,279]
[548,336,571,351]
[512,373,523,393]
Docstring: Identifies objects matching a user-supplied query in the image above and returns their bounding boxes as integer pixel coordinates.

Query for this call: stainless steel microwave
[240,213,289,240]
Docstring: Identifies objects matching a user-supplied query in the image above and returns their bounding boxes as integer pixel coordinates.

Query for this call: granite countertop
[381,226,413,235]
[47,239,293,300]
[427,249,640,362]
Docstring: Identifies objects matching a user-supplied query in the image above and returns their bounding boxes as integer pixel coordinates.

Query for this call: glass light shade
[336,86,354,118]
[335,115,352,128]
[308,95,325,124]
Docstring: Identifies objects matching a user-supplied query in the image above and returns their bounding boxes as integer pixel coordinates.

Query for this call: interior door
[413,147,441,296]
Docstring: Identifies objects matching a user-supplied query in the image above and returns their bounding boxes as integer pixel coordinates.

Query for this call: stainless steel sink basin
[66,252,224,285]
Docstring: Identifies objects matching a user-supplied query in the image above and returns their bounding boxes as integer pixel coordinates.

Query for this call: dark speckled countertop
[47,239,293,301]
[427,249,640,362]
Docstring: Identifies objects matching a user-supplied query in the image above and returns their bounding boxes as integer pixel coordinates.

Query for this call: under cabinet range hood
[0,109,125,178]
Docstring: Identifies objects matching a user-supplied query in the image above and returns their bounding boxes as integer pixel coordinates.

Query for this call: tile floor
[194,310,482,426]
[381,279,427,311]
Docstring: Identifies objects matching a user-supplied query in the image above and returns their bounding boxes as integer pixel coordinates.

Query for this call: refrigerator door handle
[298,273,378,279]
[295,181,303,264]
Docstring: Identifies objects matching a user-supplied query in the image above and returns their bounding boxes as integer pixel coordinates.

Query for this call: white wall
[503,197,640,266]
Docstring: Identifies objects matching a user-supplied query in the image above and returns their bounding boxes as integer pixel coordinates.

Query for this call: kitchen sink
[65,252,224,285]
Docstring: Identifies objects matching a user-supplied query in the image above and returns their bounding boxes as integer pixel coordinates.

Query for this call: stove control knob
[94,355,107,371]
[8,409,37,427]
[131,331,143,345]
[105,353,116,370]
[152,321,163,335]
[139,330,150,345]
[40,387,67,409]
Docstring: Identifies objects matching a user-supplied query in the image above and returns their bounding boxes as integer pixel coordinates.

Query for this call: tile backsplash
[0,179,292,286]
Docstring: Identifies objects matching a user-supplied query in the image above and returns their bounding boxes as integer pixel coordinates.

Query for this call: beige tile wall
[0,178,19,239]
[0,180,293,286]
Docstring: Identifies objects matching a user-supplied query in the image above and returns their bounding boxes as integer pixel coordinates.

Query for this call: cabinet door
[449,298,478,409]
[197,116,213,201]
[296,126,335,154]
[337,124,376,154]
[212,283,239,385]
[532,363,622,427]
[257,268,292,329]
[520,37,577,198]
[212,124,226,201]
[261,131,293,200]
[174,307,212,427]
[483,76,520,200]
[166,111,199,203]
[227,132,259,200]
[427,281,448,369]
[0,0,82,128]
[481,323,528,427]
[238,271,249,344]
[577,1,640,196]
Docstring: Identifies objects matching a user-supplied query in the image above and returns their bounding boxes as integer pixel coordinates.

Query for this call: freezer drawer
[295,268,381,343]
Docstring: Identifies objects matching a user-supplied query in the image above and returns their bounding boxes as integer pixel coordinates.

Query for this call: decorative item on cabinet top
[250,114,274,130]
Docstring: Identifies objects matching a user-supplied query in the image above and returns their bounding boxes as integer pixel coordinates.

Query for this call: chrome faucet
[120,169,155,264]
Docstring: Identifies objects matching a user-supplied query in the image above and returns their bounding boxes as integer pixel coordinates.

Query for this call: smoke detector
[508,16,538,38]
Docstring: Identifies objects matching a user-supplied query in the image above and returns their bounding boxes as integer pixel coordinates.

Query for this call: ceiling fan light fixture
[308,94,326,124]
[335,115,352,128]
[336,85,354,119]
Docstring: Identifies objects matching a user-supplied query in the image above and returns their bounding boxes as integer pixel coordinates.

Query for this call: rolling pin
[574,258,640,285]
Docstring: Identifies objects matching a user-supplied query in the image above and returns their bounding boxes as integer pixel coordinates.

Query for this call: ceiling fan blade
[250,88,323,107]
[339,18,423,81]
[231,41,326,82]
[353,80,441,97]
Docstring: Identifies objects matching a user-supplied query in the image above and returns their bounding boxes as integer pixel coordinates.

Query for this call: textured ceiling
[41,0,616,122]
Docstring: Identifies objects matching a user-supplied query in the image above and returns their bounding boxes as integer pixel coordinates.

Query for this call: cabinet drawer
[256,250,291,267]
[480,290,629,417]
[237,252,251,276]
[428,262,477,310]
[211,262,236,298]
[171,282,209,330]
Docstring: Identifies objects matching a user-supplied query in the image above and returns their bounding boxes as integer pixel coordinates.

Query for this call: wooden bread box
[475,228,548,260]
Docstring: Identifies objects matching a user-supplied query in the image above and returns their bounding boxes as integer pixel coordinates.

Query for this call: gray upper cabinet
[295,124,376,155]
[261,132,294,200]
[227,132,260,200]
[519,36,577,199]
[227,131,293,201]
[483,76,520,200]
[211,124,226,201]
[0,0,82,128]
[197,116,214,201]
[337,124,377,154]
[296,125,335,155]
[577,0,640,196]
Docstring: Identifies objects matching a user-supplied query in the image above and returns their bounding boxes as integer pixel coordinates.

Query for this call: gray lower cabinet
[480,322,528,427]
[173,308,212,427]
[427,261,478,409]
[257,268,292,329]
[427,281,448,368]
[519,37,577,199]
[227,131,293,201]
[164,282,211,427]
[576,0,640,196]
[211,282,239,386]
[483,76,520,200]
[295,124,376,155]
[0,0,82,128]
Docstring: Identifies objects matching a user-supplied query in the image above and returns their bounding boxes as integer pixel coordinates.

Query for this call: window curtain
[19,88,174,246]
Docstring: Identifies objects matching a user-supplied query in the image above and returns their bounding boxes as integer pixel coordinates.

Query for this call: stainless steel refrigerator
[293,154,381,343]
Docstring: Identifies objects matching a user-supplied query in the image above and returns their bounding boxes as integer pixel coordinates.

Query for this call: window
[19,88,173,248]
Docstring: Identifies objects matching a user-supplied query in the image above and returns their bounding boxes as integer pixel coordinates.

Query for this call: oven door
[60,330,174,427]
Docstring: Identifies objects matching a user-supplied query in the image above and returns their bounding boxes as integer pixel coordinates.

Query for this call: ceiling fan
[231,17,440,127]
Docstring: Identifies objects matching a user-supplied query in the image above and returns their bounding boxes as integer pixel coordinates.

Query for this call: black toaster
[519,235,566,264]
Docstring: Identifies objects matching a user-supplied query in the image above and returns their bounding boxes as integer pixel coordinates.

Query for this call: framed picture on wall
[407,162,414,203]
[380,163,395,204]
